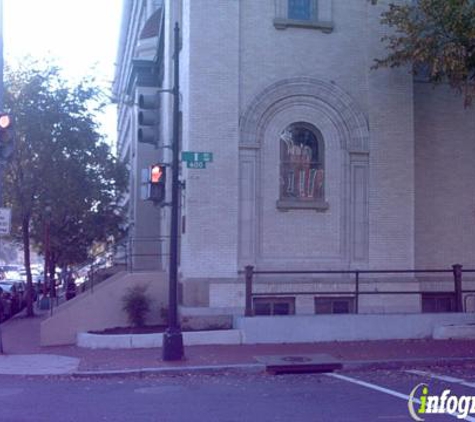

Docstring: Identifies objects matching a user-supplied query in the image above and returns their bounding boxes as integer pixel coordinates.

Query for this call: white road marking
[327,373,420,402]
[406,369,475,389]
[327,373,475,421]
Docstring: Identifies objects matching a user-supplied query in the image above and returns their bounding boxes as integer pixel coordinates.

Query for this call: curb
[70,363,265,378]
[342,356,475,372]
[67,356,475,378]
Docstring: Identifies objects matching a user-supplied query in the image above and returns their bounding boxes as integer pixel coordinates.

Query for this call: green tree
[373,0,475,106]
[3,59,127,316]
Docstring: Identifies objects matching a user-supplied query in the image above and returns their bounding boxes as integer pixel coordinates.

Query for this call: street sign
[0,208,11,236]
[187,161,206,169]
[181,151,213,163]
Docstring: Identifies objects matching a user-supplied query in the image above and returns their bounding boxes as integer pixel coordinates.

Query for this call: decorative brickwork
[240,77,369,153]
[239,77,369,270]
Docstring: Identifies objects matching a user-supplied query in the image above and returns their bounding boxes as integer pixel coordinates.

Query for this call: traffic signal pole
[0,0,5,354]
[0,0,5,203]
[162,23,184,361]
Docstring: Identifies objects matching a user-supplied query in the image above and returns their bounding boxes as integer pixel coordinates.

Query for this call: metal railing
[75,236,169,292]
[43,236,169,315]
[125,236,168,272]
[242,264,475,316]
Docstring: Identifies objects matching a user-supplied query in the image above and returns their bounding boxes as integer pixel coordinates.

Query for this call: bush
[122,285,152,327]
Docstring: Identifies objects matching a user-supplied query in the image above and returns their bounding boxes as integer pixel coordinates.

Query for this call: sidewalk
[1,309,475,376]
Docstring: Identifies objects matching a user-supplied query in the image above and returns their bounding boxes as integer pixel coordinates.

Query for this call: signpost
[162,23,184,362]
[181,151,213,169]
[186,161,206,169]
[0,207,10,236]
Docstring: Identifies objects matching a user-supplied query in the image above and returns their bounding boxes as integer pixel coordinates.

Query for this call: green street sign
[181,151,213,163]
[187,161,206,169]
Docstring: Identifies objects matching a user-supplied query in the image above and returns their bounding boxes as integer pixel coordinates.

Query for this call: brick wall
[415,84,475,268]
[172,0,473,308]
[180,0,241,279]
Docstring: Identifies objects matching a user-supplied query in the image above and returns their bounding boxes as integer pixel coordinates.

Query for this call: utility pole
[162,22,184,361]
[0,0,5,203]
[0,0,3,109]
[0,0,5,354]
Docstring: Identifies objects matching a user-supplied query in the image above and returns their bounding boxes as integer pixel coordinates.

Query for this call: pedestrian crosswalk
[326,366,475,421]
[405,369,475,389]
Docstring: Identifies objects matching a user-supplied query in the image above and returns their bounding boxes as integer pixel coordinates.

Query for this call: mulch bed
[89,325,229,335]
[89,325,168,335]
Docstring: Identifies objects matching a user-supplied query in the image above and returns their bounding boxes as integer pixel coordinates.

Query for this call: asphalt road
[2,364,475,421]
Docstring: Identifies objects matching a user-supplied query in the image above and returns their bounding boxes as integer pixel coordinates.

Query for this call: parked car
[0,280,26,320]
[0,265,21,281]
[0,286,11,321]
[18,268,42,283]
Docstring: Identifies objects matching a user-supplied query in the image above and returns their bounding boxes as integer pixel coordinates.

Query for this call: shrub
[122,285,152,327]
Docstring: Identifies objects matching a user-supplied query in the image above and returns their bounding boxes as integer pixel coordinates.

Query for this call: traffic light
[0,113,14,160]
[147,164,166,204]
[137,92,160,146]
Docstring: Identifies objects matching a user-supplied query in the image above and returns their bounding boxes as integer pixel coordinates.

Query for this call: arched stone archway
[238,77,369,270]
[240,77,369,152]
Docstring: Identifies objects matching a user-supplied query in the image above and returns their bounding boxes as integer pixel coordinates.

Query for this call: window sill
[276,199,329,211]
[273,18,333,33]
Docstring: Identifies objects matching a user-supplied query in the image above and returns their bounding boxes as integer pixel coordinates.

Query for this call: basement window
[315,297,355,314]
[253,297,296,316]
[421,293,456,313]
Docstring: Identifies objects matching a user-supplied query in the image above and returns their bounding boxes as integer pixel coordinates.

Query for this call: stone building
[113,0,475,320]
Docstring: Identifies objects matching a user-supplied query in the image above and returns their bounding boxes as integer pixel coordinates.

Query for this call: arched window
[279,122,324,204]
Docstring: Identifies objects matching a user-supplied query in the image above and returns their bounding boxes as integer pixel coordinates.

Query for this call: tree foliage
[373,0,475,106]
[3,59,127,315]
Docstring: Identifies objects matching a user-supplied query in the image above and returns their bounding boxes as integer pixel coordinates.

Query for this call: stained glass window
[280,123,324,201]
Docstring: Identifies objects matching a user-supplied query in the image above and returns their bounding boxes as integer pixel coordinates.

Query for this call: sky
[3,0,124,147]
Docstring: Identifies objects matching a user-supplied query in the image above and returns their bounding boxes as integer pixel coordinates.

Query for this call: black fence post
[452,263,463,312]
[245,265,254,317]
[125,241,130,272]
[90,264,94,294]
[355,271,359,314]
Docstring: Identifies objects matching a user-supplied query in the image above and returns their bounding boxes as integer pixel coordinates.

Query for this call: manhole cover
[282,356,312,363]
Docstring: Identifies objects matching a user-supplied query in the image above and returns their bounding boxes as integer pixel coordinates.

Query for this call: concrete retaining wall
[41,272,168,346]
[235,314,475,344]
[77,313,475,348]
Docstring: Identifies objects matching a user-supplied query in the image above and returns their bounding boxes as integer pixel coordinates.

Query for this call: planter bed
[77,329,243,349]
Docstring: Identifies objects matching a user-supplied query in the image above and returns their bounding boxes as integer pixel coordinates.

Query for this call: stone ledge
[273,18,333,33]
[433,324,475,340]
[276,199,329,211]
